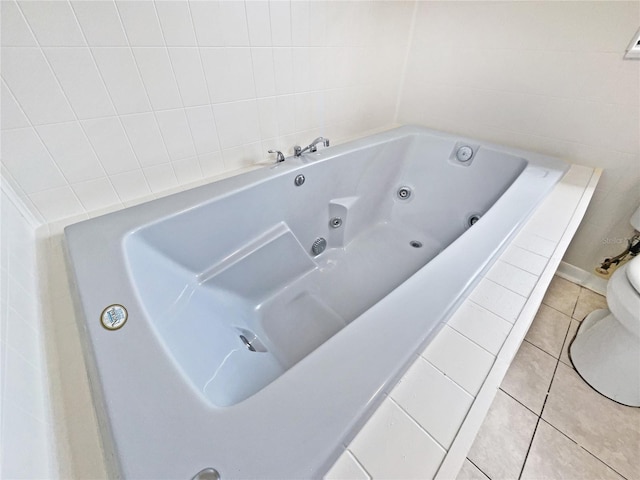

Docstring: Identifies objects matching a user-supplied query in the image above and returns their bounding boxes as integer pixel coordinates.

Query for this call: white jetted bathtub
[65,126,567,479]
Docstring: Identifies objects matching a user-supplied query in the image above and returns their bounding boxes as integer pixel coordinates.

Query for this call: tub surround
[62,126,571,478]
[326,164,600,479]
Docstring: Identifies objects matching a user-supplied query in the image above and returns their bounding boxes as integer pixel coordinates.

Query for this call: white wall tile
[44,47,116,120]
[325,451,370,480]
[447,301,513,355]
[72,177,120,212]
[501,245,549,276]
[29,186,85,221]
[218,1,250,46]
[185,106,220,154]
[269,0,291,46]
[1,128,67,193]
[1,1,36,46]
[469,278,527,324]
[213,100,261,149]
[257,97,279,140]
[36,122,105,184]
[485,261,538,298]
[91,47,151,115]
[155,1,197,47]
[156,109,196,161]
[272,48,294,95]
[421,326,495,396]
[201,48,256,103]
[167,48,210,107]
[222,141,263,171]
[189,1,225,46]
[1,81,30,129]
[1,47,75,125]
[245,1,272,47]
[121,113,170,167]
[109,169,151,203]
[513,231,557,258]
[116,1,164,46]
[143,163,178,193]
[71,0,127,46]
[172,157,202,185]
[275,95,296,136]
[198,152,225,178]
[390,356,474,449]
[251,48,276,97]
[132,47,182,110]
[19,0,85,46]
[350,399,445,480]
[290,1,310,47]
[82,117,139,175]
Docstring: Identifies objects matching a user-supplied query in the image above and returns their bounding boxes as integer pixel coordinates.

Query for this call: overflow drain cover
[100,304,128,330]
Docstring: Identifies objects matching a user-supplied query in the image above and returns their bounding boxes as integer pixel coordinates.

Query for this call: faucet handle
[268,149,285,163]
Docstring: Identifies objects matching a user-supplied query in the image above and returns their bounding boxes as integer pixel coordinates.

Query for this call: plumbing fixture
[294,174,305,186]
[397,186,412,200]
[294,137,330,157]
[467,214,481,227]
[330,217,342,228]
[268,150,285,163]
[409,240,423,248]
[456,145,474,162]
[311,237,327,256]
[191,468,221,480]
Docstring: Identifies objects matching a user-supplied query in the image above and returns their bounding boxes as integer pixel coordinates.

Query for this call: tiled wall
[0,183,55,478]
[397,1,640,273]
[1,0,414,222]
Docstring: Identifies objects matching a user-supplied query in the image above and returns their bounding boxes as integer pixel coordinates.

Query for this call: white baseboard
[555,261,608,296]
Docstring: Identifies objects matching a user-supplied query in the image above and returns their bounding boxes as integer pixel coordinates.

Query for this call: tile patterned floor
[459,276,640,480]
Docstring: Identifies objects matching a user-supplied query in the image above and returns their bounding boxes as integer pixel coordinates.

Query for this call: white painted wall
[1,0,415,222]
[397,0,640,273]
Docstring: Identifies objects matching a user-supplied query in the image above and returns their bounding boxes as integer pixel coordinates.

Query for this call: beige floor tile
[542,363,640,480]
[525,303,571,358]
[573,287,607,321]
[521,420,625,480]
[501,341,556,415]
[468,390,538,480]
[559,319,580,367]
[456,459,489,480]
[541,276,580,316]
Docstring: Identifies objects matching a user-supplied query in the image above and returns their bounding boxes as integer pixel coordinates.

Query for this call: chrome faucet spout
[293,137,330,157]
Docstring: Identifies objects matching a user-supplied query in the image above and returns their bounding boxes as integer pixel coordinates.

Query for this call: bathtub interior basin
[64,125,567,479]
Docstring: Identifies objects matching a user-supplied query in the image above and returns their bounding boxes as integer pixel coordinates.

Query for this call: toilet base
[569,309,640,407]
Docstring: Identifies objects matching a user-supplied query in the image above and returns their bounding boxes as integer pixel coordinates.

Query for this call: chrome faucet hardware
[268,149,285,163]
[294,137,330,157]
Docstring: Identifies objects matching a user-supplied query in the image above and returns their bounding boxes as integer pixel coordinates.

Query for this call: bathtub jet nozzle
[311,237,327,256]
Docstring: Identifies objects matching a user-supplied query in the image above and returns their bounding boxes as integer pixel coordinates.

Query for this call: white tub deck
[325,164,600,479]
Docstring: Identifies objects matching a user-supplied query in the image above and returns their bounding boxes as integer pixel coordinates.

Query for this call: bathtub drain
[410,240,423,248]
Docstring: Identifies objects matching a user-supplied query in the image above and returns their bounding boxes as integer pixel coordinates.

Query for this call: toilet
[570,252,640,407]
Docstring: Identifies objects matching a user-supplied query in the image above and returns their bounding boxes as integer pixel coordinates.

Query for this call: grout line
[466,458,491,480]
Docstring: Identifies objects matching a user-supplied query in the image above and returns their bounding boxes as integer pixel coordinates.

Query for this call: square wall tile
[469,278,527,324]
[350,399,445,480]
[213,101,261,149]
[447,300,513,355]
[201,48,256,103]
[116,1,164,46]
[156,109,196,161]
[36,122,105,184]
[82,117,140,175]
[391,357,474,449]
[132,48,182,111]
[325,451,370,480]
[421,326,495,396]
[185,106,220,155]
[1,128,67,194]
[143,163,177,193]
[155,1,197,47]
[72,177,120,212]
[246,1,272,47]
[121,113,170,167]
[168,48,210,107]
[92,47,151,115]
[485,261,538,298]
[44,47,116,120]
[19,0,85,46]
[1,47,75,125]
[29,186,85,222]
[1,81,29,129]
[1,1,36,46]
[71,0,127,46]
[109,169,151,203]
